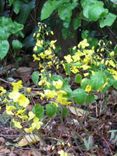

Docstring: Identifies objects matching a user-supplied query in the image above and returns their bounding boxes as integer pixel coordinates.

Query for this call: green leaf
[72,88,88,104]
[81,78,90,89]
[73,16,81,30]
[11,21,24,35]
[99,13,116,28]
[64,63,71,75]
[86,94,96,104]
[13,0,22,14]
[0,40,9,60]
[17,1,35,24]
[58,5,72,28]
[31,71,39,85]
[90,71,106,90]
[33,104,44,119]
[60,106,69,117]
[46,103,57,117]
[12,40,23,50]
[75,74,82,84]
[113,80,117,90]
[82,0,108,21]
[41,0,59,20]
[0,29,9,40]
[88,4,108,21]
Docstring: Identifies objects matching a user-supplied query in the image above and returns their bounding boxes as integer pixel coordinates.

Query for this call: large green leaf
[46,103,57,117]
[81,78,90,89]
[13,0,22,14]
[90,71,106,90]
[88,4,108,21]
[113,80,117,90]
[0,40,9,60]
[75,74,82,84]
[31,71,39,85]
[73,16,81,30]
[17,0,35,24]
[0,29,9,40]
[100,13,116,28]
[12,39,23,50]
[41,0,60,20]
[33,104,44,119]
[82,0,108,22]
[72,88,88,104]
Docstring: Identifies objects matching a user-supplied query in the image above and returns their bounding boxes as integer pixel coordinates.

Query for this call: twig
[0,78,10,84]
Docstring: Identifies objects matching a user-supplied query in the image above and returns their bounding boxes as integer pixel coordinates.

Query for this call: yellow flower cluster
[33,23,60,72]
[38,77,71,105]
[0,86,6,95]
[62,39,117,81]
[63,39,94,75]
[0,80,43,133]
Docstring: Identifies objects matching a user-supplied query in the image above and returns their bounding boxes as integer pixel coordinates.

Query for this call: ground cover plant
[0,0,117,155]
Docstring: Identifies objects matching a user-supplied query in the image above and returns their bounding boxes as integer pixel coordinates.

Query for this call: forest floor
[0,58,117,156]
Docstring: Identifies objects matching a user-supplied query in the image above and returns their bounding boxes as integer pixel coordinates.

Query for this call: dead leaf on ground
[67,106,89,117]
[32,149,42,156]
[17,134,40,147]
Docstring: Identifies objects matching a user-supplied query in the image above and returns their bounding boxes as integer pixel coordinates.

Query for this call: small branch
[0,78,10,84]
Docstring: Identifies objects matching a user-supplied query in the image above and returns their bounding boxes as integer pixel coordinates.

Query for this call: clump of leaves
[33,24,117,107]
[1,24,117,135]
[0,17,23,60]
[41,0,116,39]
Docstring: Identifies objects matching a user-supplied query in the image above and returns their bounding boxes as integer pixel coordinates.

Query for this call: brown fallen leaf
[17,134,40,147]
[32,150,42,156]
[0,137,5,145]
[67,106,89,116]
[16,67,32,82]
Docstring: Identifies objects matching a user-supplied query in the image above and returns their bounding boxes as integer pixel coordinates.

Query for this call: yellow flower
[33,46,38,52]
[6,105,16,115]
[38,78,51,87]
[31,117,43,130]
[53,79,63,89]
[71,66,79,74]
[44,49,52,55]
[50,40,56,49]
[16,109,25,115]
[28,111,35,121]
[72,53,80,62]
[82,64,90,70]
[25,117,43,132]
[26,87,31,93]
[12,119,22,129]
[11,80,23,91]
[33,54,40,61]
[84,72,89,77]
[78,39,89,49]
[0,86,6,95]
[44,90,57,99]
[38,79,47,86]
[64,55,73,63]
[24,127,33,133]
[109,51,114,57]
[17,94,30,107]
[108,60,116,68]
[85,85,92,93]
[39,52,46,59]
[36,40,43,47]
[9,91,21,102]
[9,91,30,107]
[58,150,68,156]
[24,118,43,133]
[56,91,71,105]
